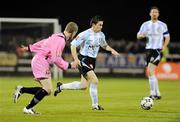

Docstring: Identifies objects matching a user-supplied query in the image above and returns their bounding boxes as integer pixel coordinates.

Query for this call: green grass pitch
[0,77,180,122]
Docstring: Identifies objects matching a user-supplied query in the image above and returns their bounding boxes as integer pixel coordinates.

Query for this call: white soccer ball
[140,97,154,110]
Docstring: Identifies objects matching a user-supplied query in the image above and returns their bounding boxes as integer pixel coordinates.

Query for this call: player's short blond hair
[65,22,78,33]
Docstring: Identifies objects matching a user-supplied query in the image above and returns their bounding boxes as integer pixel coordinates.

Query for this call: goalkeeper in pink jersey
[13,22,78,114]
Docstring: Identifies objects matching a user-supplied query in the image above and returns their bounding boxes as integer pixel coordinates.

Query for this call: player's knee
[89,77,98,84]
[93,78,98,84]
[44,88,52,95]
[147,68,155,76]
[92,79,98,85]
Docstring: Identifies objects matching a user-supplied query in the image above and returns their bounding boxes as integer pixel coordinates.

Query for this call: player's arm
[104,45,120,56]
[54,36,78,70]
[70,33,85,65]
[18,39,45,53]
[28,39,45,53]
[137,23,146,40]
[100,34,120,56]
[54,57,77,70]
[70,45,81,67]
[162,36,170,51]
[137,33,146,40]
[162,24,170,51]
[71,44,80,65]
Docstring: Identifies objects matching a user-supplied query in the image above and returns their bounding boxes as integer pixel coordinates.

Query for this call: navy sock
[26,88,48,109]
[21,87,42,95]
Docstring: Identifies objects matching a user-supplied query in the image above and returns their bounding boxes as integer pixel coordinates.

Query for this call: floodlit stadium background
[0,1,180,122]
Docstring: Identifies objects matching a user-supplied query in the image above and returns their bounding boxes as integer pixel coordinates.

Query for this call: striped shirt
[71,28,107,58]
[137,20,170,49]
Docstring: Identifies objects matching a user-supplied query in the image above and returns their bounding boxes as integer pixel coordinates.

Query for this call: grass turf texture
[0,77,180,122]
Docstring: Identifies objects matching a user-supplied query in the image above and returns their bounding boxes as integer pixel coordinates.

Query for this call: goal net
[0,17,62,79]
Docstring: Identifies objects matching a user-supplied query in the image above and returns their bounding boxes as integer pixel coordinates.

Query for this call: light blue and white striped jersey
[71,28,108,58]
[137,20,170,49]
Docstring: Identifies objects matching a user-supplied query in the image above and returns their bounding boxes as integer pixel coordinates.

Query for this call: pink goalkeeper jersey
[29,33,69,79]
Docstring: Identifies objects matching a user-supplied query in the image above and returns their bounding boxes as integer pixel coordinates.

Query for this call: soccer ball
[140,97,154,110]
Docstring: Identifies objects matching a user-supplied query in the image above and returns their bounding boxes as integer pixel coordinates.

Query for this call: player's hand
[137,33,146,39]
[141,33,146,37]
[74,59,81,66]
[70,61,77,69]
[111,50,120,57]
[70,59,80,69]
[19,45,28,52]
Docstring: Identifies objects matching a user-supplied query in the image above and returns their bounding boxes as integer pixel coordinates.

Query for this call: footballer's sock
[89,83,98,107]
[20,87,42,95]
[148,76,156,96]
[153,76,161,96]
[26,88,48,109]
[61,81,81,90]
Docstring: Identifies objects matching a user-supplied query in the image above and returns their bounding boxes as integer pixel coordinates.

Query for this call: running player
[13,22,78,114]
[54,15,120,110]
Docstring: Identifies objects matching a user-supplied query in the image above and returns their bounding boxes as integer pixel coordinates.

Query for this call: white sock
[89,83,98,107]
[60,81,81,90]
[148,76,156,96]
[153,76,161,96]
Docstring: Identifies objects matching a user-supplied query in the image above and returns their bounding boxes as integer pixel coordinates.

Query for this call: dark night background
[1,0,179,42]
